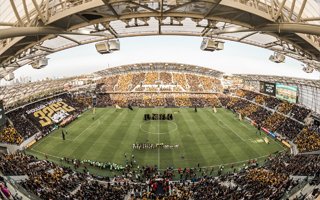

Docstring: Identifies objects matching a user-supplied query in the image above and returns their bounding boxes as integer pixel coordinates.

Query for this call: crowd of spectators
[71,180,129,200]
[159,72,172,84]
[276,118,304,140]
[97,71,222,93]
[255,94,266,105]
[264,152,320,176]
[237,103,259,118]
[95,93,220,108]
[0,126,23,145]
[291,104,311,122]
[0,151,319,200]
[172,73,188,90]
[116,74,133,91]
[248,107,272,125]
[185,74,203,92]
[295,128,320,152]
[144,72,158,85]
[0,93,88,144]
[131,73,145,89]
[6,109,38,140]
[262,113,286,132]
[96,71,222,93]
[219,94,310,142]
[277,101,294,115]
[265,96,281,109]
[96,75,119,92]
[0,175,13,199]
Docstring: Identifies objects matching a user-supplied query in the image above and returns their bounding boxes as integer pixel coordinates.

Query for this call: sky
[1,36,319,85]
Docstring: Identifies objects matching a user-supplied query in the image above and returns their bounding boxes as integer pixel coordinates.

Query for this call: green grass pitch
[27,108,284,174]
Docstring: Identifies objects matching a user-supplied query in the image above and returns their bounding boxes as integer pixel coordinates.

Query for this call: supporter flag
[115,104,122,109]
[213,107,217,113]
[264,137,269,144]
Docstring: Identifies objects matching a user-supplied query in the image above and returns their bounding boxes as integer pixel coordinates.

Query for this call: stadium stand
[1,0,320,197]
[0,152,319,200]
[0,64,320,199]
[0,126,23,145]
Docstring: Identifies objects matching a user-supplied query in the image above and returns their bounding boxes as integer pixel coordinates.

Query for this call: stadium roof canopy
[93,62,224,77]
[1,0,320,79]
[235,74,320,88]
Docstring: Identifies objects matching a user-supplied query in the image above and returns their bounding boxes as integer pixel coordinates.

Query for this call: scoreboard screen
[26,98,75,127]
[276,83,298,103]
[0,100,6,127]
[260,81,276,96]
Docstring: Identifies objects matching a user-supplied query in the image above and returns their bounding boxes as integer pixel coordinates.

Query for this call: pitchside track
[27,108,284,174]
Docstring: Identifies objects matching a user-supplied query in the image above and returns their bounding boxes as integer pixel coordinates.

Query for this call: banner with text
[26,98,76,127]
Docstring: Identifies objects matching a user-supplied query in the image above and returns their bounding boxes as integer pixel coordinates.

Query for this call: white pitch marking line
[29,148,62,159]
[218,120,246,142]
[158,108,160,169]
[72,117,102,141]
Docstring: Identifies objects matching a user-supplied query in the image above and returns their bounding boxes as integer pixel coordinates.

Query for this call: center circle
[140,120,178,134]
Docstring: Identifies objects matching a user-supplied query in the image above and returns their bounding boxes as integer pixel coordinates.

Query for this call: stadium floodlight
[269,52,285,63]
[31,57,48,69]
[108,39,120,51]
[95,41,111,54]
[95,39,120,54]
[4,72,14,81]
[200,38,224,52]
[302,64,314,73]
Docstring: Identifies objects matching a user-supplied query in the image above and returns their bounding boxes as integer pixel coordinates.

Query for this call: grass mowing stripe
[65,108,107,140]
[202,109,260,160]
[188,109,236,165]
[27,108,285,173]
[169,108,189,168]
[218,110,255,140]
[76,109,127,161]
[107,109,141,164]
[96,109,137,162]
[208,109,274,158]
[218,109,278,154]
[177,108,208,166]
[157,108,160,169]
[158,108,174,168]
[72,111,106,141]
[56,109,117,159]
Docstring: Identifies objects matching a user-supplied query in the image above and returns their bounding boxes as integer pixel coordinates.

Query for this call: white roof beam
[205,0,222,18]
[58,35,81,45]
[274,0,286,20]
[296,0,307,22]
[238,32,257,41]
[22,0,31,23]
[288,0,296,20]
[10,0,24,26]
[0,22,15,26]
[32,0,47,23]
[101,0,119,18]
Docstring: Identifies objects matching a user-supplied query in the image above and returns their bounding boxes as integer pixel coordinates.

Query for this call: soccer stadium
[0,1,320,200]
